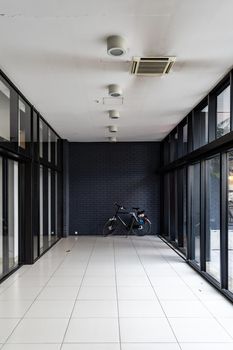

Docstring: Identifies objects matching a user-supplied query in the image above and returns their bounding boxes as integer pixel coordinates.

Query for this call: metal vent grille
[131,57,176,76]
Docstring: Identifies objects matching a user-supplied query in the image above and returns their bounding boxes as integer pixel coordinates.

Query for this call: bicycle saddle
[132,207,140,210]
[138,210,145,215]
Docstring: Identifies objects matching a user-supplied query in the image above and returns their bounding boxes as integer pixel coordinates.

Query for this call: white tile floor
[0,235,233,349]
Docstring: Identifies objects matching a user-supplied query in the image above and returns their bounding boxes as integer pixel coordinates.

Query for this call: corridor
[0,236,232,349]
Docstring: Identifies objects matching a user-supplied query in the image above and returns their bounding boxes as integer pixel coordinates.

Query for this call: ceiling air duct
[131,56,176,76]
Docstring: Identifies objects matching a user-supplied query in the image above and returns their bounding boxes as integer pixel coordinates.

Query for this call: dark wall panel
[69,142,161,235]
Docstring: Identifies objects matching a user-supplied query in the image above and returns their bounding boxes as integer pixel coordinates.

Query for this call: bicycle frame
[112,206,138,232]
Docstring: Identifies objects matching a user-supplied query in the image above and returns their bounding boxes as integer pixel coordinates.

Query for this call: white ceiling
[0,0,233,141]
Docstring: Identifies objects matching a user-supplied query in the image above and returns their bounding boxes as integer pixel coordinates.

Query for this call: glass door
[189,162,201,266]
[0,157,3,276]
[228,151,233,292]
[7,159,19,271]
[205,155,221,282]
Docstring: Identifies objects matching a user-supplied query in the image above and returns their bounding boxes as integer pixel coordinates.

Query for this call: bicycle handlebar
[114,202,127,210]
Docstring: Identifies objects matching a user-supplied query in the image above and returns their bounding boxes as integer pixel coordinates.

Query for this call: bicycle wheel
[103,218,118,237]
[132,218,151,236]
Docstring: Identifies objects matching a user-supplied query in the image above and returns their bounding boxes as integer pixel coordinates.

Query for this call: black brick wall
[69,142,161,235]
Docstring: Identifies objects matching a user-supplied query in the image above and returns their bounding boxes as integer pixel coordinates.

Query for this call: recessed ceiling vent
[131,56,176,76]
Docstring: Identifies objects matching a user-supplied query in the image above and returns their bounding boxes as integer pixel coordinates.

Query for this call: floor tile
[62,345,120,350]
[161,300,212,318]
[203,299,233,318]
[120,318,176,343]
[121,345,180,350]
[77,286,117,300]
[64,318,119,343]
[0,287,43,300]
[117,275,150,286]
[72,300,118,317]
[117,286,155,300]
[25,300,75,318]
[2,345,61,350]
[169,318,233,342]
[217,318,233,338]
[0,319,20,343]
[82,276,116,286]
[7,318,69,343]
[1,236,233,349]
[180,344,233,350]
[37,286,79,300]
[119,300,165,317]
[153,284,197,301]
[0,301,32,318]
[47,276,83,287]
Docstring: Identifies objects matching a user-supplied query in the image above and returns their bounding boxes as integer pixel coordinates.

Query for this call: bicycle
[103,203,152,237]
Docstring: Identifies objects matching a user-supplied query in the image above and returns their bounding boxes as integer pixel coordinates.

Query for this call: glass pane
[202,105,208,145]
[48,169,51,245]
[217,86,230,138]
[8,160,19,270]
[39,165,43,253]
[18,98,31,150]
[193,104,208,150]
[183,123,188,155]
[55,172,58,238]
[48,129,51,162]
[55,136,58,166]
[0,158,2,276]
[39,119,43,158]
[0,79,10,141]
[190,163,201,265]
[228,151,233,292]
[164,173,170,237]
[206,156,221,282]
[39,119,48,160]
[182,168,187,254]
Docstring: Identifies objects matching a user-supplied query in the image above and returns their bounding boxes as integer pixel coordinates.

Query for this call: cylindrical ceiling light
[108,84,122,97]
[109,110,120,119]
[107,35,126,56]
[109,125,118,133]
[109,136,117,142]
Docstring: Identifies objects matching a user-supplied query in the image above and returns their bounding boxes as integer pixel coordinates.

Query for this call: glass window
[228,151,233,292]
[0,158,2,276]
[55,172,58,237]
[183,122,188,155]
[193,104,208,150]
[39,165,43,253]
[190,163,201,266]
[33,111,38,159]
[217,86,230,138]
[169,172,178,241]
[202,105,208,144]
[164,173,170,237]
[39,119,48,161]
[170,132,178,162]
[177,167,187,255]
[206,155,221,282]
[39,119,43,158]
[55,136,58,166]
[18,98,31,150]
[48,169,51,245]
[48,129,51,162]
[8,160,19,270]
[183,167,187,254]
[0,79,10,141]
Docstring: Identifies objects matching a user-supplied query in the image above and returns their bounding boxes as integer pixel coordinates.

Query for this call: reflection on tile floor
[0,235,232,349]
